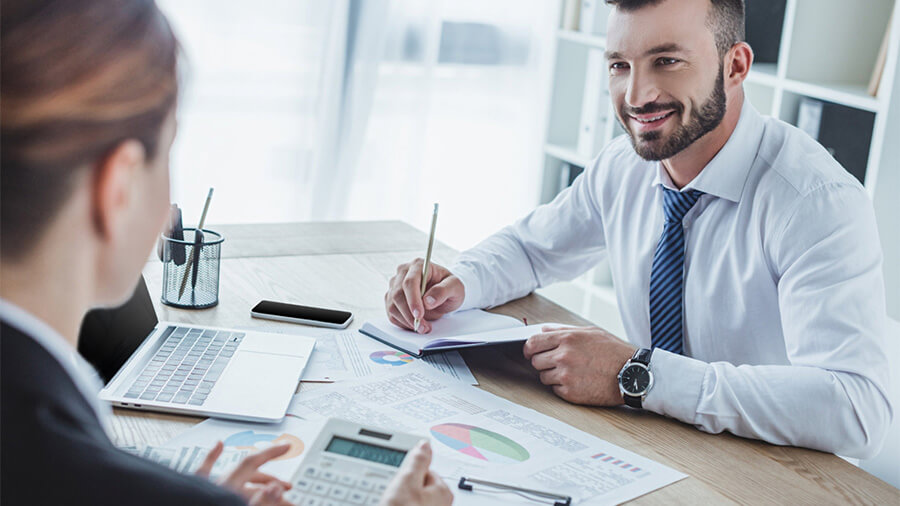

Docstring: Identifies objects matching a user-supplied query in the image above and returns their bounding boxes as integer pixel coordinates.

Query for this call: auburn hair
[1,0,179,259]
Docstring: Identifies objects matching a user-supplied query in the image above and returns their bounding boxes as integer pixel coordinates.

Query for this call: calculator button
[284,490,303,504]
[366,496,380,505]
[300,497,321,506]
[321,470,337,482]
[338,474,357,487]
[329,486,349,500]
[322,501,339,506]
[311,482,331,496]
[348,491,367,504]
[303,467,320,478]
[374,482,387,494]
[293,478,313,492]
[358,479,374,491]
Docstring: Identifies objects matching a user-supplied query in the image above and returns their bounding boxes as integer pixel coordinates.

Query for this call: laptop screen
[78,276,159,383]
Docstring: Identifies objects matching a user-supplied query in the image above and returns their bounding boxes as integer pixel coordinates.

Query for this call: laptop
[80,276,315,423]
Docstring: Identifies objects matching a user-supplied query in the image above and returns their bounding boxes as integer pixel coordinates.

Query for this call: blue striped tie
[649,188,703,354]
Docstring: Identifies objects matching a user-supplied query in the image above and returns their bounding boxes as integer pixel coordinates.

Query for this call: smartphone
[251,300,353,329]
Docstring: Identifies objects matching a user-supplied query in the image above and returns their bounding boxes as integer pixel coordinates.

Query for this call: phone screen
[252,300,351,325]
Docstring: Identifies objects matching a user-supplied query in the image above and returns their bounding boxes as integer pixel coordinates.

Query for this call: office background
[157,0,899,488]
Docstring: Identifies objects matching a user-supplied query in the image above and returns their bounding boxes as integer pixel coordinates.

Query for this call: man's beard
[619,65,727,161]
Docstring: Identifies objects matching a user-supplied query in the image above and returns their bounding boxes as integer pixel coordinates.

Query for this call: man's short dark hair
[605,0,745,57]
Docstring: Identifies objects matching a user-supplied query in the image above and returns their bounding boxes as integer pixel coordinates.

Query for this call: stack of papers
[155,363,686,504]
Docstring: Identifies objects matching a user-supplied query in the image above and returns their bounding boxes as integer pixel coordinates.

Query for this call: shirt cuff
[642,349,707,424]
[449,262,483,312]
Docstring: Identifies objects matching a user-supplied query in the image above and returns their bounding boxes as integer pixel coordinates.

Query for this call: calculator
[285,418,425,506]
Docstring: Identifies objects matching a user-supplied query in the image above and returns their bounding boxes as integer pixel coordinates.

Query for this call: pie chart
[224,430,304,461]
[430,423,530,463]
[369,350,414,366]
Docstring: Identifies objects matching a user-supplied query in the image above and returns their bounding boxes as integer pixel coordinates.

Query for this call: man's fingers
[523,331,562,360]
[195,441,223,478]
[422,277,453,311]
[530,348,560,371]
[539,368,561,386]
[401,259,426,325]
[387,311,412,331]
[389,303,414,331]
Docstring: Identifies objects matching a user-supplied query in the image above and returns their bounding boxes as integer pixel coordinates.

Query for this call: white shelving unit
[537,0,900,329]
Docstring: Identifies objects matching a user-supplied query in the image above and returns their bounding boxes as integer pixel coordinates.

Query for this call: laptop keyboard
[124,327,244,406]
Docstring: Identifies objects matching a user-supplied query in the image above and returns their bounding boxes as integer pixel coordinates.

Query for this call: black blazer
[1,321,245,505]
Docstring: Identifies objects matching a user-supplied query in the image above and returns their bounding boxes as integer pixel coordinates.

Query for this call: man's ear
[725,41,754,87]
[92,140,146,240]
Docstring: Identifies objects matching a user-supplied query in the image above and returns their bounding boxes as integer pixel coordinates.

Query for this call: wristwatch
[617,348,654,409]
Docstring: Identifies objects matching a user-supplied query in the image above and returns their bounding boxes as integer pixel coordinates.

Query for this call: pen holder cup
[159,228,224,309]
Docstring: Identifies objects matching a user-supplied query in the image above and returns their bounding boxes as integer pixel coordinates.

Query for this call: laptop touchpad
[240,332,314,357]
[206,351,305,419]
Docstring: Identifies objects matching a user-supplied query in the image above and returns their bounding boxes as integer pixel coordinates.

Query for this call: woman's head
[1,0,179,304]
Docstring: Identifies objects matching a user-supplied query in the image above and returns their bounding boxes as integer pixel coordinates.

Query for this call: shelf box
[782,92,875,186]
[745,0,787,66]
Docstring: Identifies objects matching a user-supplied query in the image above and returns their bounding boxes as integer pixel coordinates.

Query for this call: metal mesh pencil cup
[160,228,224,309]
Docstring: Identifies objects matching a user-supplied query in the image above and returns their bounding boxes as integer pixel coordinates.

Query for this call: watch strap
[623,391,643,408]
[622,348,653,409]
[632,347,653,365]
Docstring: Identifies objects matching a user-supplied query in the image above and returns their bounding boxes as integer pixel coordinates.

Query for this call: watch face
[620,364,652,395]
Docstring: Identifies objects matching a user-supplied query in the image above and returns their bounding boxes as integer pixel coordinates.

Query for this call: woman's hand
[195,441,294,506]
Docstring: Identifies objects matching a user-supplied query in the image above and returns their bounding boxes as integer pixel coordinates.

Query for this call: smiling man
[384,0,892,458]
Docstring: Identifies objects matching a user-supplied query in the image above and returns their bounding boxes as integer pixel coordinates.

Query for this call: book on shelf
[868,11,892,97]
[561,0,580,31]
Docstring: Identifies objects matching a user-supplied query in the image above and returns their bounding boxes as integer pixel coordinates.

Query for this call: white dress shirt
[450,99,892,458]
[0,299,112,429]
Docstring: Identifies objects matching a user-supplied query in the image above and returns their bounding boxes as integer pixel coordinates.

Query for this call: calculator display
[324,436,407,467]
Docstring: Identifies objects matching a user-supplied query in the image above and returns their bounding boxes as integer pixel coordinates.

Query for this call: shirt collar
[0,299,112,428]
[651,97,765,203]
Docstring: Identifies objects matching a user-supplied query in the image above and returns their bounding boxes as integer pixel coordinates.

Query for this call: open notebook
[359,309,555,357]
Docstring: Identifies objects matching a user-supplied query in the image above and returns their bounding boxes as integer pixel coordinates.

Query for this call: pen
[177,188,214,300]
[190,229,204,295]
[458,476,571,506]
[415,203,439,332]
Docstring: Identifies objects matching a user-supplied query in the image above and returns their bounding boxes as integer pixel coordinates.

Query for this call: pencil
[415,203,439,332]
[177,188,214,300]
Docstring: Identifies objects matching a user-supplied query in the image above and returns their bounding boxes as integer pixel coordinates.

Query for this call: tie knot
[661,187,703,223]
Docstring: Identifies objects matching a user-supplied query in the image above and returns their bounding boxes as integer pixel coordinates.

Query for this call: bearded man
[384,0,892,458]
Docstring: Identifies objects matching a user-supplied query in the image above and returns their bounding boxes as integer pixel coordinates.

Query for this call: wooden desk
[116,221,898,504]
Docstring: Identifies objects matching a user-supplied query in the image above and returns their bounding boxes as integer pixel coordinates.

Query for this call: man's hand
[523,326,637,405]
[385,259,464,333]
[380,441,452,506]
[195,441,294,506]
